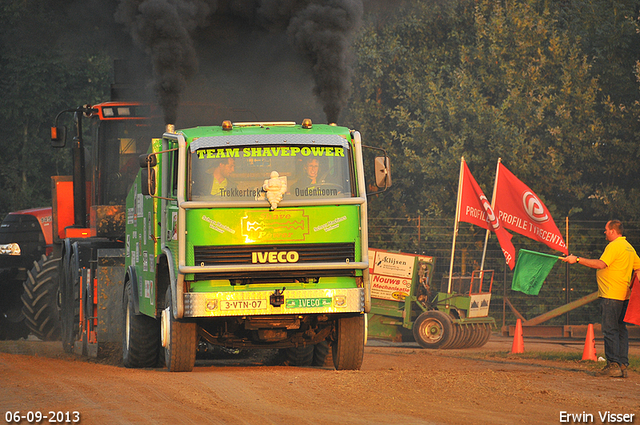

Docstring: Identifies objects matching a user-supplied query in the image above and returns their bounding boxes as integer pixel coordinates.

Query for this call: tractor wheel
[122,279,159,368]
[313,340,332,367]
[0,281,30,341]
[161,286,196,372]
[413,310,454,349]
[60,252,80,354]
[284,345,314,366]
[21,254,61,341]
[332,315,365,370]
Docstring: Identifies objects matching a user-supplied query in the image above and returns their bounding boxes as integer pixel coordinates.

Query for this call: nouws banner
[458,160,516,269]
[494,163,568,255]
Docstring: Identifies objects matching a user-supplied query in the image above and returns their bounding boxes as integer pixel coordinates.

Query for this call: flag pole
[447,157,465,294]
[480,158,502,271]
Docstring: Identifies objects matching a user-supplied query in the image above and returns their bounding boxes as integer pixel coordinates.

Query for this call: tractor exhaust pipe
[166,124,175,134]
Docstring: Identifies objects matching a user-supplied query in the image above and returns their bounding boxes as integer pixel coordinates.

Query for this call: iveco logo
[252,251,300,264]
[522,191,549,223]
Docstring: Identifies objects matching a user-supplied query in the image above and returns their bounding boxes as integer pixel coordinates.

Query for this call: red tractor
[0,207,55,340]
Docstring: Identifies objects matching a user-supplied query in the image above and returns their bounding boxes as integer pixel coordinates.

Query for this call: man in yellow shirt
[562,220,640,378]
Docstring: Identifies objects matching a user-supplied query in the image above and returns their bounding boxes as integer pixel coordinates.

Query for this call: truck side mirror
[374,157,392,188]
[141,168,156,196]
[51,126,67,148]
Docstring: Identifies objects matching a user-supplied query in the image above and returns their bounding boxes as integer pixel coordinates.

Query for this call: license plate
[286,298,332,309]
[220,299,266,311]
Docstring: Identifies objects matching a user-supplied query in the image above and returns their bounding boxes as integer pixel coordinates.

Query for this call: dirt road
[0,336,638,425]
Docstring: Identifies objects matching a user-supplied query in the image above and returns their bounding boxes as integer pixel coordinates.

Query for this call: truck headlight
[0,243,21,255]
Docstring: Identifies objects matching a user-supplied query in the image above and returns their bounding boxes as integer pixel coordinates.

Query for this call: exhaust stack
[166,124,175,134]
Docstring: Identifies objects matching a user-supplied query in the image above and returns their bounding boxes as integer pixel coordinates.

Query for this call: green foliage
[0,1,112,217]
[346,0,640,227]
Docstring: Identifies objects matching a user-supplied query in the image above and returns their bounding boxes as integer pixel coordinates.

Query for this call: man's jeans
[600,297,629,366]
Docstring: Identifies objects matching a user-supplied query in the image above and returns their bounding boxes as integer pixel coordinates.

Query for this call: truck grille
[192,242,356,283]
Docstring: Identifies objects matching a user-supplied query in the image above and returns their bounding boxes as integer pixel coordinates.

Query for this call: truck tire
[122,279,159,368]
[332,315,364,370]
[413,310,453,349]
[161,287,196,372]
[21,254,61,341]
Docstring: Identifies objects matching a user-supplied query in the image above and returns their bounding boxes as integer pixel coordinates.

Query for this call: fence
[368,217,640,329]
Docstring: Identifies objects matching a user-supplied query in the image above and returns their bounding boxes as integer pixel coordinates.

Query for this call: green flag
[511,249,559,295]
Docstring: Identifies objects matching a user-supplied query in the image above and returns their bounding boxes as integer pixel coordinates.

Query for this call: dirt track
[0,336,638,425]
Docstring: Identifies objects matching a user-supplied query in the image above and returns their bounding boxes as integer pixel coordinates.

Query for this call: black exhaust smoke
[115,0,212,124]
[115,0,362,124]
[285,1,363,123]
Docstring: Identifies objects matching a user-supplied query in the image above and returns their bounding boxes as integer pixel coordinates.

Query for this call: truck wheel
[413,310,453,349]
[60,252,80,354]
[122,279,159,368]
[284,345,314,366]
[21,254,61,341]
[332,315,365,370]
[161,287,196,372]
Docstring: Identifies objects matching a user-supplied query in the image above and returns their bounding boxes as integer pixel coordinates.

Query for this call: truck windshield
[189,144,354,201]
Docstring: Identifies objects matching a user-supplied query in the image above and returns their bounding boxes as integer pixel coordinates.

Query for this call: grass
[458,350,640,372]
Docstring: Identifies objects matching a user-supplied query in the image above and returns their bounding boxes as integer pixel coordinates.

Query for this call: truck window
[189,144,354,201]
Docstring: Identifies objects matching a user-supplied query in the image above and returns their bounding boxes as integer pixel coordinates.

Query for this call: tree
[0,2,112,217]
[346,0,640,236]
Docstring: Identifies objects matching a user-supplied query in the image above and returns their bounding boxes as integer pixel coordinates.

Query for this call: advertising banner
[369,248,433,301]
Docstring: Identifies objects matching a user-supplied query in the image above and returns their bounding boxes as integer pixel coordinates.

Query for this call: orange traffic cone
[582,323,597,361]
[511,319,524,354]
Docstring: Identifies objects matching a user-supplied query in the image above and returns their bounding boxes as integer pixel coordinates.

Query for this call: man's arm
[560,254,607,270]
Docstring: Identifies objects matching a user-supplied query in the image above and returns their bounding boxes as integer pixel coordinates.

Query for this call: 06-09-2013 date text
[5,411,80,424]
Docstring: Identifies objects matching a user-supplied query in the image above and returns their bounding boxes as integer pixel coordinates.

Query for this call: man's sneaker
[596,362,623,377]
[620,364,628,378]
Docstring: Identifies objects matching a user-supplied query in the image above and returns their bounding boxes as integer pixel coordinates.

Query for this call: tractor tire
[332,315,365,370]
[284,345,314,366]
[60,252,80,354]
[313,340,332,367]
[122,279,159,368]
[21,254,61,341]
[413,310,454,349]
[161,287,196,372]
[0,289,30,341]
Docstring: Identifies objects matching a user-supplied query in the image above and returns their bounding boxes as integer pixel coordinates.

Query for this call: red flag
[494,163,568,255]
[459,161,516,269]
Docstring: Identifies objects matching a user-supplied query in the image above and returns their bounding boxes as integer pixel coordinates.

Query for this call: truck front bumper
[183,287,364,318]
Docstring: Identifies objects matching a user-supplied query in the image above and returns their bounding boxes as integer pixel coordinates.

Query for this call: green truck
[123,120,390,371]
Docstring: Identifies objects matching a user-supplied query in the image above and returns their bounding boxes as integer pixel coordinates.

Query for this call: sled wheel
[413,310,454,349]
